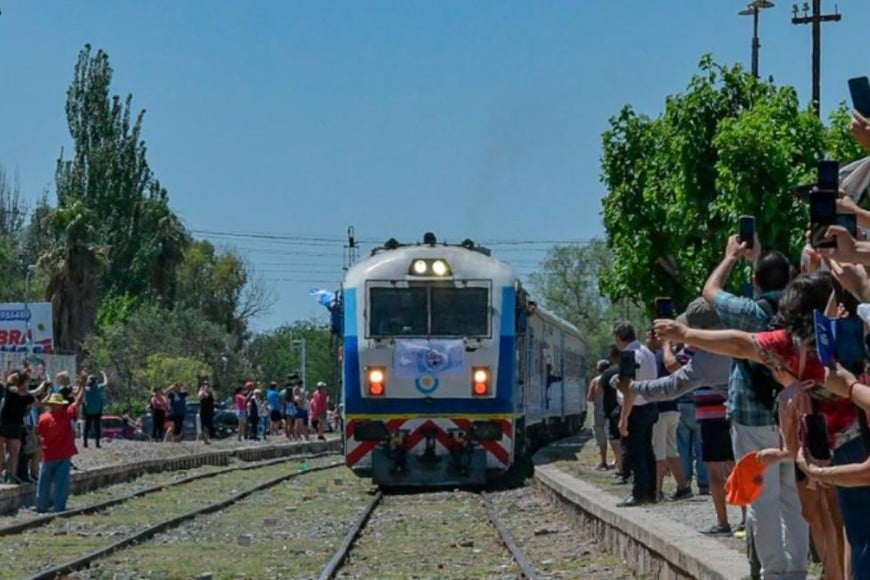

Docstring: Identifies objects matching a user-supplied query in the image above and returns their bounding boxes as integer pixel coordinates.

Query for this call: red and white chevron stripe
[345,417,513,471]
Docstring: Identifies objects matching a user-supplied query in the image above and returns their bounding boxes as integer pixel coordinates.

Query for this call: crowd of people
[0,365,338,514]
[145,375,338,444]
[588,111,870,580]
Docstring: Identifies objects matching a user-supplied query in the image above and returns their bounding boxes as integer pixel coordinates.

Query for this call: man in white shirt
[611,320,659,506]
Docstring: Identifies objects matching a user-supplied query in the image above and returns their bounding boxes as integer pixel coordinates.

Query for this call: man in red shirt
[36,387,84,513]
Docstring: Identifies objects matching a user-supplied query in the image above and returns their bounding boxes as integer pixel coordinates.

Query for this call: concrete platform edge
[534,463,751,580]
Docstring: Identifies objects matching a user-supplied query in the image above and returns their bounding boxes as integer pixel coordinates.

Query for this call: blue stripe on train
[343,286,517,416]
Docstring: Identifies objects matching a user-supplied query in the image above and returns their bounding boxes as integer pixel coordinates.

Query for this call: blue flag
[309,288,336,308]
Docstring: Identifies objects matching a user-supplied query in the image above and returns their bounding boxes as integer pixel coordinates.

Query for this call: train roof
[343,234,517,288]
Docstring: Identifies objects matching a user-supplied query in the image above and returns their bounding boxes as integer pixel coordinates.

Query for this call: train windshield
[368,285,489,337]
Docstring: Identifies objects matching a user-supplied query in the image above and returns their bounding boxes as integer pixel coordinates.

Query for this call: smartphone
[836,213,858,237]
[738,215,755,249]
[817,160,840,193]
[792,183,814,202]
[801,413,832,461]
[810,190,838,248]
[618,351,637,379]
[835,317,866,375]
[654,297,674,319]
[849,76,870,118]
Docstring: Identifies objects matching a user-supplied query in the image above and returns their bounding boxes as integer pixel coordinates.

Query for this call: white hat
[316,381,326,388]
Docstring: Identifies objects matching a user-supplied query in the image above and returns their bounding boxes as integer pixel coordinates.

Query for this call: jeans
[832,436,870,579]
[731,423,808,579]
[626,403,658,502]
[677,402,708,489]
[36,458,72,513]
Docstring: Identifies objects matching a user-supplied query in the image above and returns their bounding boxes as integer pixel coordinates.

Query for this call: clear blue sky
[1,1,869,332]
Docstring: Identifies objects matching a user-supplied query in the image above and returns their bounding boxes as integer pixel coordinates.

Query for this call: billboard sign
[0,303,54,354]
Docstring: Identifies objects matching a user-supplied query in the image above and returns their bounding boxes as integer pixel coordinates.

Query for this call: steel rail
[482,491,540,580]
[0,450,339,537]
[29,461,344,580]
[318,489,384,580]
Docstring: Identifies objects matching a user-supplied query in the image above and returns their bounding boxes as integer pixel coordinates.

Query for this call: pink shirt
[311,390,327,417]
[235,393,247,412]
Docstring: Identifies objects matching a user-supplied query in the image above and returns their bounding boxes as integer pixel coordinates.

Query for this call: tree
[85,304,237,410]
[174,240,275,339]
[600,57,859,312]
[0,166,34,302]
[245,321,337,400]
[47,45,188,351]
[530,240,648,362]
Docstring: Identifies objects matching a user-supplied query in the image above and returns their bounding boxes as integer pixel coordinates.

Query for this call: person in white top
[611,320,659,507]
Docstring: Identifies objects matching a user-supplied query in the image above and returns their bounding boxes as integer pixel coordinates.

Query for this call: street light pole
[791,1,841,116]
[293,338,307,389]
[739,1,775,79]
[23,265,35,358]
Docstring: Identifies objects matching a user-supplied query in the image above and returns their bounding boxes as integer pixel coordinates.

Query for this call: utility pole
[293,338,307,389]
[791,0,842,116]
[739,1,775,79]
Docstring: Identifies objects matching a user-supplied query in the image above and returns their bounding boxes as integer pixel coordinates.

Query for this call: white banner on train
[394,339,466,378]
[0,302,54,353]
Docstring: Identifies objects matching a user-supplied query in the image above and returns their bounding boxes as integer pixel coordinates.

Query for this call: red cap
[725,451,768,506]
[245,381,255,389]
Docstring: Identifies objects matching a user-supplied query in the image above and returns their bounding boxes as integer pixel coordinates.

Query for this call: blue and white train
[339,233,587,486]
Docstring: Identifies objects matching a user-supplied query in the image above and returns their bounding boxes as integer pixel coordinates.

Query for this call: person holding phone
[610,320,659,507]
[657,272,869,579]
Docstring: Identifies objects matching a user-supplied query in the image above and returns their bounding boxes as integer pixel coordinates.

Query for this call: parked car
[100,415,127,440]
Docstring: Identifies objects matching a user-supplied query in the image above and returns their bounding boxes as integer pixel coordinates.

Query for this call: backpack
[743,296,782,411]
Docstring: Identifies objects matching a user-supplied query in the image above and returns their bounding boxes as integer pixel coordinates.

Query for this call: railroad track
[0,451,339,537]
[0,454,345,579]
[319,488,540,580]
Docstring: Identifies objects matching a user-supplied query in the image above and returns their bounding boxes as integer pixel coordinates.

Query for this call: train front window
[369,287,428,336]
[430,287,489,336]
[368,284,490,337]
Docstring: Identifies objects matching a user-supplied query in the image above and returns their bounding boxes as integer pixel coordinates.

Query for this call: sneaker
[699,523,732,535]
[595,462,609,471]
[670,487,694,501]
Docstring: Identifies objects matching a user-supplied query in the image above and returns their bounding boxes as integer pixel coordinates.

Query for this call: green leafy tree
[529,240,647,363]
[86,304,237,410]
[174,240,275,340]
[600,57,861,311]
[130,353,212,408]
[47,45,188,351]
[245,321,337,400]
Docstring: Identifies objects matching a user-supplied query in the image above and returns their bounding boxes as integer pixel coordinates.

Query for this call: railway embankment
[0,435,342,514]
[534,435,752,580]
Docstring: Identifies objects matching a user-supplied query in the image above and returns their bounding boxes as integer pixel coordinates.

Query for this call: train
[338,233,588,486]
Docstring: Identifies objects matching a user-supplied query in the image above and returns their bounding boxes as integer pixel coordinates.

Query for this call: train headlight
[366,366,386,397]
[432,260,448,276]
[407,258,452,276]
[471,366,491,397]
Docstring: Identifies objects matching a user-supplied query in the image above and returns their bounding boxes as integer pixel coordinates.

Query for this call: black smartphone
[618,351,637,380]
[802,413,832,461]
[810,190,838,248]
[792,183,814,202]
[817,160,840,193]
[738,215,755,249]
[836,213,858,237]
[835,317,866,375]
[654,297,674,319]
[849,76,870,118]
